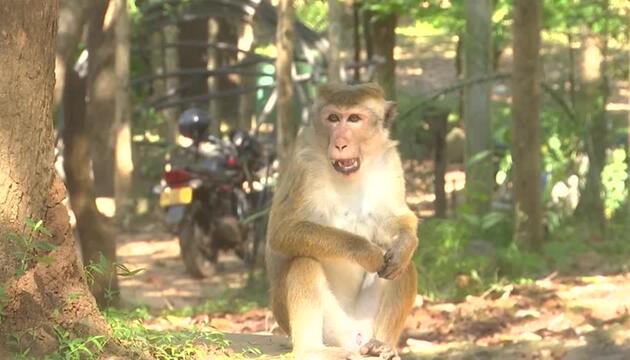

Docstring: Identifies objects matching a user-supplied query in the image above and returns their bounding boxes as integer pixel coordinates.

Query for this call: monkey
[265,83,419,360]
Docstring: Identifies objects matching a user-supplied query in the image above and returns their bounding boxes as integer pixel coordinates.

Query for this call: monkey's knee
[272,257,327,335]
[286,257,326,287]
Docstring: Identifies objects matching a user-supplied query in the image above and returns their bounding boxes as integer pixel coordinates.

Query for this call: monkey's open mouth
[332,158,360,174]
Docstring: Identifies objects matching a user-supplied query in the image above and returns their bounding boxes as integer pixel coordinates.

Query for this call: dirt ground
[117,231,248,310]
[116,231,630,359]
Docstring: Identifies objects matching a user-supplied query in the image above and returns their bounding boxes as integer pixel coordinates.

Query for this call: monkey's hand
[377,232,417,280]
[358,243,386,273]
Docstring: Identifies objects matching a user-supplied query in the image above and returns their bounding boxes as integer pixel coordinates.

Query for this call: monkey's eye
[327,114,340,123]
[348,114,361,123]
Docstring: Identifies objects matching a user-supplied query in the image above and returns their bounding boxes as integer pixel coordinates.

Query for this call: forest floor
[116,230,630,360]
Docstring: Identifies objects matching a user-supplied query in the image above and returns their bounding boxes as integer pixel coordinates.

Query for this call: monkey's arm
[269,220,385,273]
[377,214,419,280]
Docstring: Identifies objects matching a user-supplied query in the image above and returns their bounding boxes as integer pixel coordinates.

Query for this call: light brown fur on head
[317,82,385,107]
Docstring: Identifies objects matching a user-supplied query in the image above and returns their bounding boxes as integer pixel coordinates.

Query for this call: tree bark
[627,6,630,217]
[87,0,116,198]
[238,21,256,132]
[327,0,343,82]
[64,70,120,308]
[178,18,209,110]
[370,12,397,100]
[54,0,88,109]
[163,25,180,141]
[215,18,241,131]
[75,0,121,306]
[362,9,374,62]
[428,109,450,218]
[463,0,494,218]
[511,0,543,251]
[0,1,113,355]
[275,0,297,171]
[352,1,362,82]
[114,0,133,224]
[574,31,607,235]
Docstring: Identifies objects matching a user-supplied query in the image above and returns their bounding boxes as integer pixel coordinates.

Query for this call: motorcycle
[158,108,271,278]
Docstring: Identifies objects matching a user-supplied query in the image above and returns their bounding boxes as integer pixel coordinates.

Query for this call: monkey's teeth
[332,158,360,174]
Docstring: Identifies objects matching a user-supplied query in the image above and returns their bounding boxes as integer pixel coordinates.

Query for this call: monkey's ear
[384,101,397,128]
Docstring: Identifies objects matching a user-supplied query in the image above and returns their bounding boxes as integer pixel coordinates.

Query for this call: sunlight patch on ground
[117,233,247,310]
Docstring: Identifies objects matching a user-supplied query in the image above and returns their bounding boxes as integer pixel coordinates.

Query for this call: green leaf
[35,241,57,252]
[466,150,492,167]
[481,212,507,230]
[115,263,144,277]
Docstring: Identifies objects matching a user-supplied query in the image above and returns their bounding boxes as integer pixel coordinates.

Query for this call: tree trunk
[370,12,397,100]
[0,1,113,355]
[327,0,343,82]
[87,0,116,198]
[428,109,450,218]
[362,9,374,62]
[215,18,240,131]
[78,0,121,306]
[627,6,630,217]
[574,31,607,236]
[352,1,362,82]
[150,25,180,142]
[178,18,209,110]
[162,24,180,141]
[114,0,133,225]
[275,0,297,171]
[511,0,543,251]
[64,70,120,308]
[54,0,88,109]
[463,0,494,218]
[238,22,256,132]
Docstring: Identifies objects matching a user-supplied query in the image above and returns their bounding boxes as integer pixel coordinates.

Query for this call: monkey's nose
[335,144,348,151]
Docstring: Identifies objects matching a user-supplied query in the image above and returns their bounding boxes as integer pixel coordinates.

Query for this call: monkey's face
[318,105,383,177]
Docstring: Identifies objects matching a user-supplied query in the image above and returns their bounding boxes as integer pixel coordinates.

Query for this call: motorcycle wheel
[179,219,217,278]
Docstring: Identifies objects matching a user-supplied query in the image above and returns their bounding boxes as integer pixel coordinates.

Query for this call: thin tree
[512,0,543,250]
[463,0,494,218]
[178,18,209,111]
[627,5,630,216]
[239,21,257,132]
[573,13,609,236]
[214,18,241,131]
[87,0,116,198]
[64,69,120,308]
[54,0,88,108]
[370,11,397,100]
[275,0,297,171]
[80,0,121,306]
[0,0,114,355]
[327,0,343,82]
[114,0,134,224]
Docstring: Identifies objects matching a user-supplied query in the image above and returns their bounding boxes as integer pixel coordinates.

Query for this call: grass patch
[104,307,229,359]
[416,215,630,301]
[164,273,269,318]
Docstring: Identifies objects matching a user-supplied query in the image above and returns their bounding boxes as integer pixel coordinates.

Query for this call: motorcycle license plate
[159,187,193,207]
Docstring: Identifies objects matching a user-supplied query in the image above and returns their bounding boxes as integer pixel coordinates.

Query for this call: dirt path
[402,274,630,359]
[117,231,248,310]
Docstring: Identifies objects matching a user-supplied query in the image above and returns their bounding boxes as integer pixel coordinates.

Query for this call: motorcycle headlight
[232,132,244,147]
[189,179,203,189]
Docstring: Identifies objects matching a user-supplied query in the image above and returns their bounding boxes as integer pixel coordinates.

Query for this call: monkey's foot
[359,339,399,360]
[297,346,354,360]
